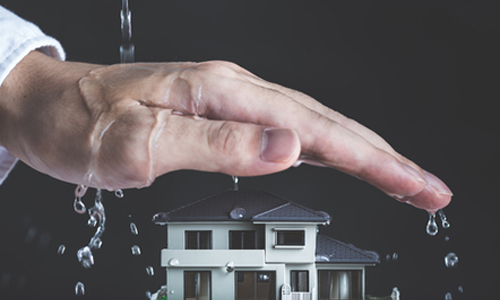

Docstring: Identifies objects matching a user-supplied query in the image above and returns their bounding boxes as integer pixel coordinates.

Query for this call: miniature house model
[152,190,379,300]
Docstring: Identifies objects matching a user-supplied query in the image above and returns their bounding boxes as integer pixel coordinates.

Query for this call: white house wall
[167,222,261,249]
[264,223,317,264]
[165,264,286,300]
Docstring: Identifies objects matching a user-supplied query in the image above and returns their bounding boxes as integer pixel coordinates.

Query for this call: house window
[185,231,212,249]
[184,271,211,300]
[318,270,361,300]
[290,270,309,292]
[235,271,276,300]
[229,230,261,249]
[275,230,305,246]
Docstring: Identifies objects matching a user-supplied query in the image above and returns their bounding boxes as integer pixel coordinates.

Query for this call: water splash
[77,246,94,269]
[130,222,139,235]
[92,237,103,249]
[131,245,141,256]
[392,253,398,261]
[74,185,88,214]
[73,199,86,214]
[87,216,97,227]
[75,185,88,198]
[75,281,85,296]
[232,176,239,191]
[426,212,438,236]
[115,189,124,198]
[146,266,154,277]
[76,189,106,269]
[57,244,66,255]
[146,291,152,299]
[438,209,450,228]
[444,252,459,268]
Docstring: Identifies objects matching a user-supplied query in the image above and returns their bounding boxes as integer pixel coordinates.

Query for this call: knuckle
[208,121,243,157]
[195,60,241,77]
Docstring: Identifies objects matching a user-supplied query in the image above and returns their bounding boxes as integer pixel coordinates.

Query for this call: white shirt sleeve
[0,5,66,185]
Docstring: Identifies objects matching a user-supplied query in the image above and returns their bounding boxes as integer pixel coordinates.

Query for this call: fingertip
[398,170,453,211]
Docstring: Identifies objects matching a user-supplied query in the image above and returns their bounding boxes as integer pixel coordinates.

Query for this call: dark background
[1,1,499,299]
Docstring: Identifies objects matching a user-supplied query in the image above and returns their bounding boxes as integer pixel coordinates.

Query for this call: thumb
[155,114,301,177]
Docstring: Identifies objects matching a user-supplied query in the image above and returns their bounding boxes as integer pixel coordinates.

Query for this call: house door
[235,271,276,300]
[184,271,211,300]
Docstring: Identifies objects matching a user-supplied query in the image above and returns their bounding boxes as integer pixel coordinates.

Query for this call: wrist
[0,50,100,156]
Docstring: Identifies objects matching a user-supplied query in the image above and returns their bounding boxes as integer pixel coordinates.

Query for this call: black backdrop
[1,1,499,299]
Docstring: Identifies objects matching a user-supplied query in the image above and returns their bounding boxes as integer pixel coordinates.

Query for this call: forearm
[0,51,101,180]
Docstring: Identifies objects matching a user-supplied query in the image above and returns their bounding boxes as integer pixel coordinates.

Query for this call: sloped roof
[315,234,379,264]
[154,190,330,223]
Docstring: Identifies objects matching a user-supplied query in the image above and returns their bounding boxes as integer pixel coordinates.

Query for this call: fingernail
[424,170,453,196]
[260,128,299,163]
[402,163,427,184]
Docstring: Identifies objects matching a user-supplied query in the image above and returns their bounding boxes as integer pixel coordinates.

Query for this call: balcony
[161,249,265,267]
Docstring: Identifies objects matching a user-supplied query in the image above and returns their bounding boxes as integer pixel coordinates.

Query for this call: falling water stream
[424,209,462,299]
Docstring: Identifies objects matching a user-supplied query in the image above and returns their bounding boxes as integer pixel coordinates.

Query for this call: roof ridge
[165,189,230,215]
[286,201,329,219]
[252,202,291,219]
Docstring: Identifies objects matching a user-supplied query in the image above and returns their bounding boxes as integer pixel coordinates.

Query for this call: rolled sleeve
[0,5,66,184]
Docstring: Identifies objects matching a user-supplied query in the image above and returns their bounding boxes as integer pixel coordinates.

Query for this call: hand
[0,51,452,211]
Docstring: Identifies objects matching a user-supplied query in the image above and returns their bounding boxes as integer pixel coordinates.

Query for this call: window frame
[184,271,212,300]
[185,230,213,249]
[229,230,262,249]
[290,270,309,292]
[273,228,306,248]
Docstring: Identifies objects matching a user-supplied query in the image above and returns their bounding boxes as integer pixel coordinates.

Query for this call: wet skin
[0,51,452,212]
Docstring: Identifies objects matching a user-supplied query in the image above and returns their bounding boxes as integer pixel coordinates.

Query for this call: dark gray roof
[154,190,331,223]
[315,234,379,264]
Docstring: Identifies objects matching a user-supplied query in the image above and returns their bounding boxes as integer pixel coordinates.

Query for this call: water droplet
[75,185,88,198]
[458,285,463,293]
[385,254,391,261]
[77,246,94,268]
[75,281,85,296]
[87,216,97,227]
[152,212,168,225]
[130,222,139,235]
[115,189,124,198]
[426,212,438,236]
[445,292,452,300]
[74,198,86,214]
[392,252,398,261]
[232,176,239,191]
[146,266,154,277]
[57,244,66,255]
[92,238,102,249]
[438,209,450,228]
[444,252,459,268]
[444,236,450,242]
[131,245,141,256]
